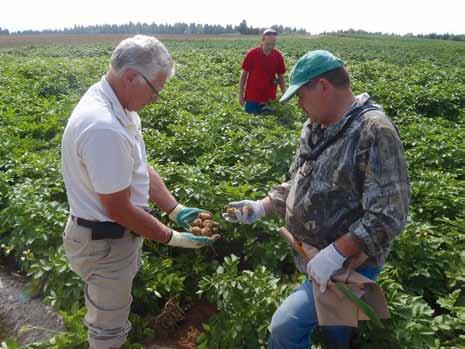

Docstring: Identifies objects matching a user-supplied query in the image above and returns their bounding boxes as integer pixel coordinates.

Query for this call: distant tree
[237,20,249,35]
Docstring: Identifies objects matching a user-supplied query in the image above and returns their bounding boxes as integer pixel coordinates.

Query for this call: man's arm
[99,189,218,248]
[147,165,207,230]
[148,165,177,213]
[80,130,215,248]
[308,118,410,291]
[259,196,273,216]
[342,118,410,258]
[99,187,172,243]
[278,74,286,94]
[239,70,248,106]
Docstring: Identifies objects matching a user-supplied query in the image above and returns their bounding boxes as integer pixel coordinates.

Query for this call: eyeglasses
[139,73,160,98]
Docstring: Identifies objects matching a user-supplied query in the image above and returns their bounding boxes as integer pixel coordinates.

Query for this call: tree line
[2,20,307,36]
[321,28,465,42]
[2,24,462,42]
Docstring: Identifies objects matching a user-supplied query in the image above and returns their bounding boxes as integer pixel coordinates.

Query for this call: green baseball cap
[280,50,345,103]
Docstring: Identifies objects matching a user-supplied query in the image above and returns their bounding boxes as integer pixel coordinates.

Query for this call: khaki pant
[63,217,144,349]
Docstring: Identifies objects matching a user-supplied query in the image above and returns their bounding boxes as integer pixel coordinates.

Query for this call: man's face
[125,70,167,112]
[262,35,277,52]
[296,80,328,124]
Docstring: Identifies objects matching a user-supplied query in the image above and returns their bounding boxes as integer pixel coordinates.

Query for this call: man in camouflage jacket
[224,50,410,348]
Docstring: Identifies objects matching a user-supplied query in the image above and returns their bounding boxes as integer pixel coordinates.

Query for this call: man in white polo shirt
[61,35,217,349]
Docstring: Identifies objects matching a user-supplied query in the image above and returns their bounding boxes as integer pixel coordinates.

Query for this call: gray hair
[109,35,175,80]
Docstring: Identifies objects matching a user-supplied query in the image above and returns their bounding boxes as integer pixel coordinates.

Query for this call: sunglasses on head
[263,30,278,36]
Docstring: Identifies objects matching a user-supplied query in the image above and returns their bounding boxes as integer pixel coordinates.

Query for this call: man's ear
[123,69,139,85]
[319,79,332,95]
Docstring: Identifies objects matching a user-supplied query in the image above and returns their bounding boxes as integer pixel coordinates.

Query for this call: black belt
[71,207,149,240]
[71,216,126,240]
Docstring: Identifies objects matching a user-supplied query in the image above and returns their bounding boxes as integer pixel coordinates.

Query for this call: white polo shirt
[61,76,150,221]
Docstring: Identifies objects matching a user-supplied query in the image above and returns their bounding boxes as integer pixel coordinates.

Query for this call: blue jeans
[268,265,381,349]
[245,100,266,114]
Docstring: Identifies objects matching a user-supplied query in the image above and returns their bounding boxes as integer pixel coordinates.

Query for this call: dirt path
[0,267,65,346]
[0,265,216,348]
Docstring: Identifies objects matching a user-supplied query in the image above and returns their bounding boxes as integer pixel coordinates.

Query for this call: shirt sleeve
[242,49,255,72]
[348,117,411,258]
[79,129,134,195]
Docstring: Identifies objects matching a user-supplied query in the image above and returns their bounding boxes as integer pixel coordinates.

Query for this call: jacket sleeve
[348,115,411,257]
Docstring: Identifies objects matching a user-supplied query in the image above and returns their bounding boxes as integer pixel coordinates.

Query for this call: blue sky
[1,0,464,34]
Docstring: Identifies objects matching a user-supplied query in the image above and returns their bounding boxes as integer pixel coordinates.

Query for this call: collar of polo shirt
[100,76,138,131]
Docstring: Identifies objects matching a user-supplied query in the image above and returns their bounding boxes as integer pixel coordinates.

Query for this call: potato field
[0,35,464,348]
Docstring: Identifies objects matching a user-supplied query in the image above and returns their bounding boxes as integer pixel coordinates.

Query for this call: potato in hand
[188,211,220,238]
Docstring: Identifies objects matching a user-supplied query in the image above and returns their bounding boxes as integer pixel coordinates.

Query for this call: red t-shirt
[242,46,286,104]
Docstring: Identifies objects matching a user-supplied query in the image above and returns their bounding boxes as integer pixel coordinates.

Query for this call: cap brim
[279,82,305,103]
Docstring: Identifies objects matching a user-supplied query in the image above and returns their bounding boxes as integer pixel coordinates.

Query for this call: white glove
[222,200,265,224]
[166,230,219,249]
[307,243,347,293]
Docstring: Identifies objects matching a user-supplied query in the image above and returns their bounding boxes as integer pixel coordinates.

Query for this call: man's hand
[307,243,347,293]
[239,95,245,106]
[223,200,265,224]
[168,204,207,230]
[166,230,220,249]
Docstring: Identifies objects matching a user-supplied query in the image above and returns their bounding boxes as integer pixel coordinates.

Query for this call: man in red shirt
[239,29,286,114]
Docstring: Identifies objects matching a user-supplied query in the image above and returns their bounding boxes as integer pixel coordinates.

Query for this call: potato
[226,207,238,218]
[191,218,203,227]
[201,228,212,237]
[189,211,220,237]
[190,226,202,235]
[203,220,214,227]
[198,212,212,220]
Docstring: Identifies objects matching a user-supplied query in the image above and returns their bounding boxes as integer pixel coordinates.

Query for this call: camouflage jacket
[269,93,410,271]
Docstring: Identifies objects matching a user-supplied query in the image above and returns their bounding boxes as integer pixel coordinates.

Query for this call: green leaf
[1,340,20,349]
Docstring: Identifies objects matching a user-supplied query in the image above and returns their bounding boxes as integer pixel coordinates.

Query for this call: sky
[1,0,464,35]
